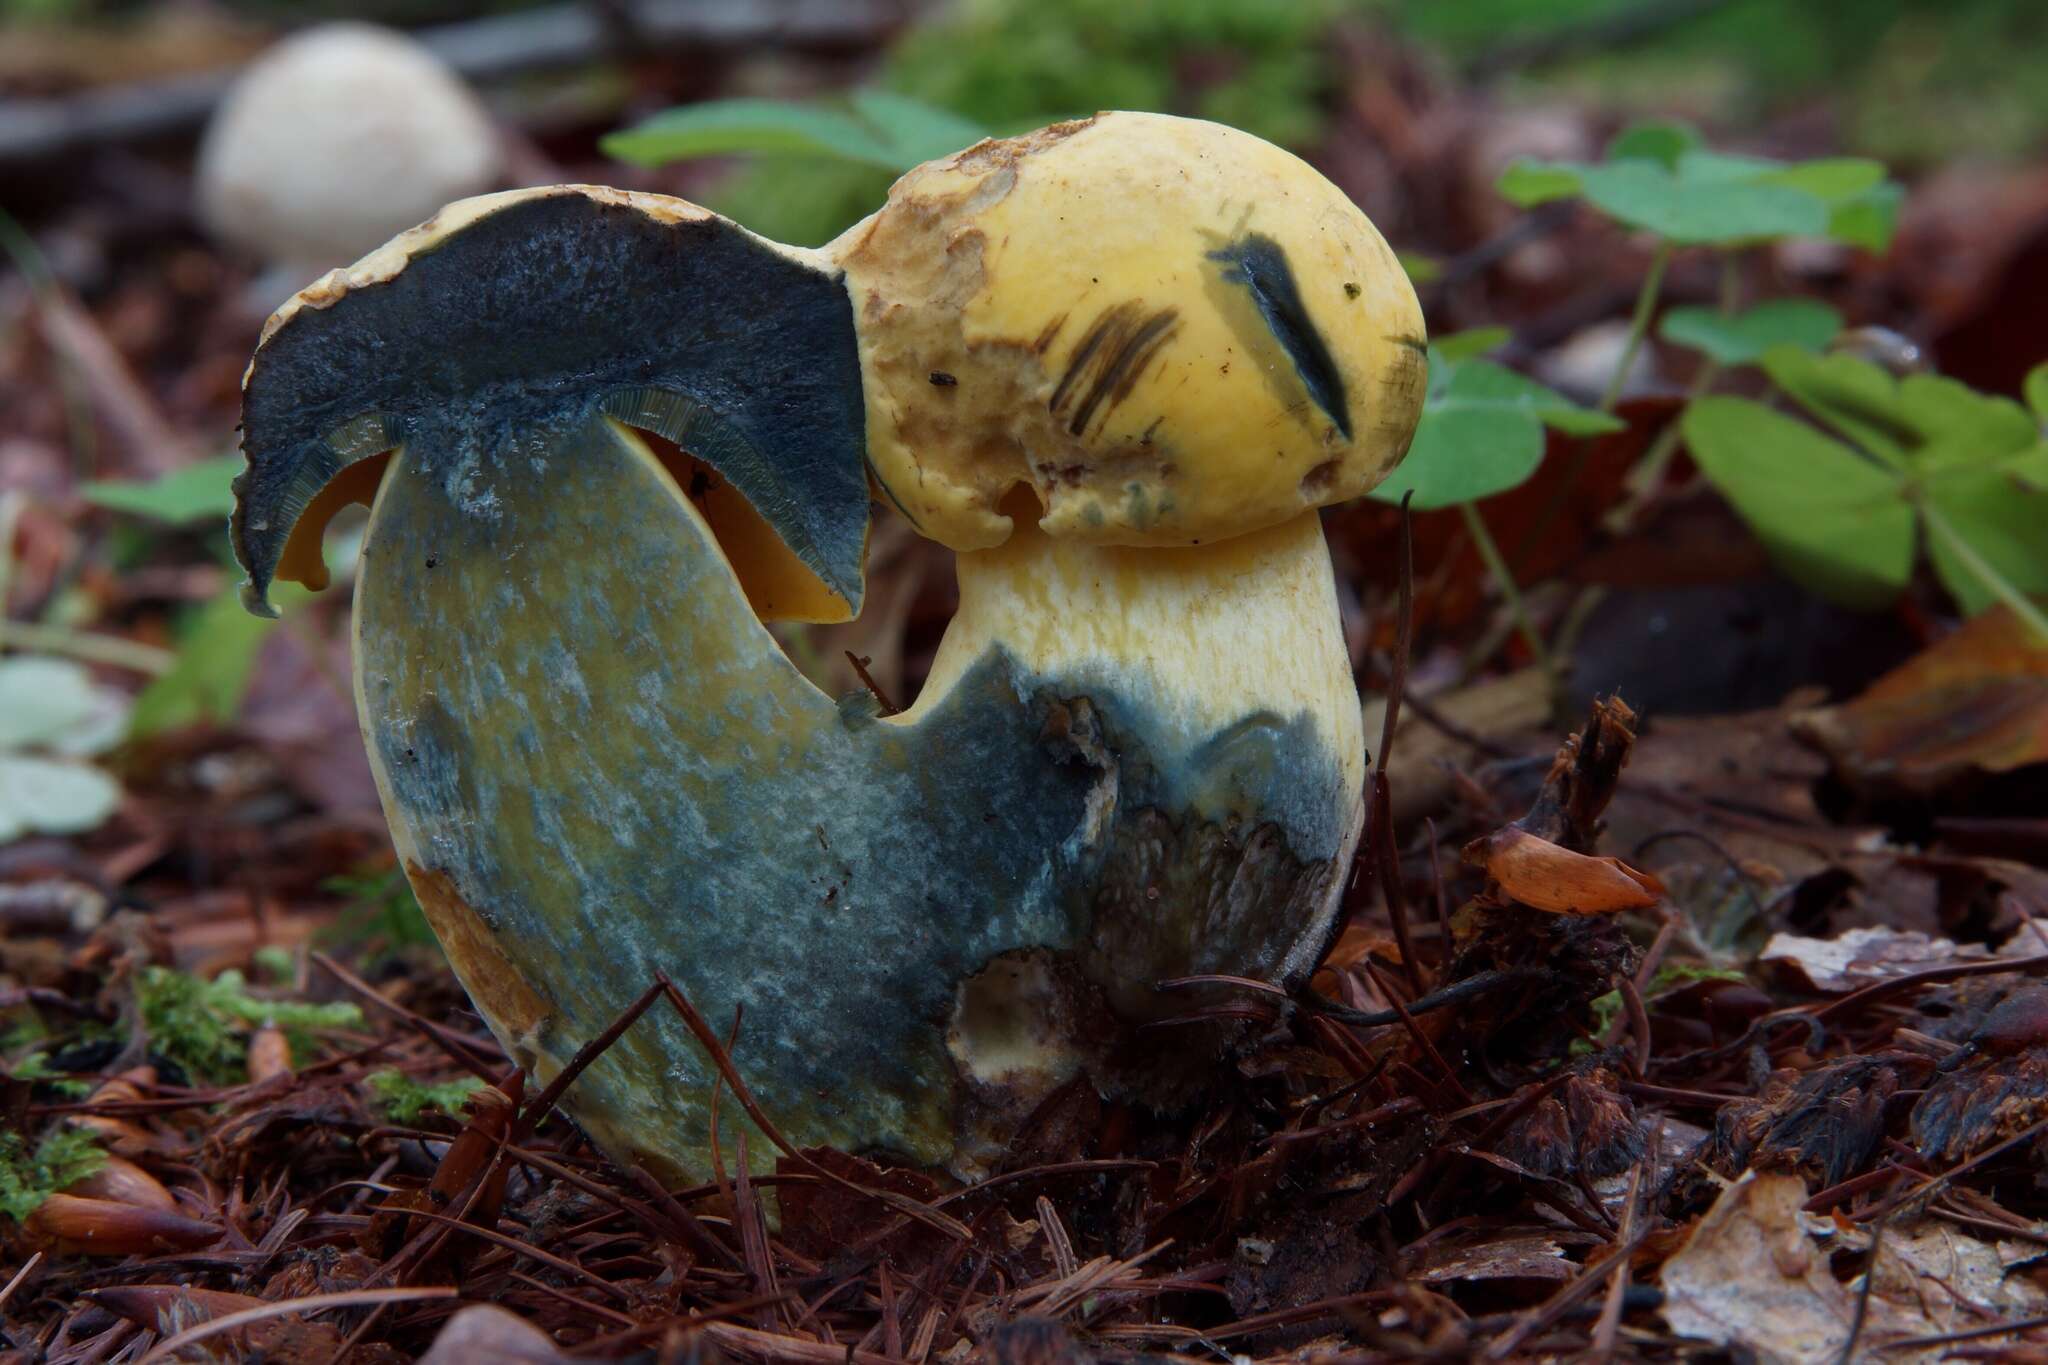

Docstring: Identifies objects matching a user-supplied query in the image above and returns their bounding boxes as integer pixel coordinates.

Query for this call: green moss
[1580,962,1749,1056]
[12,1052,92,1099]
[366,1069,486,1125]
[0,1128,104,1224]
[252,944,297,985]
[138,966,364,1084]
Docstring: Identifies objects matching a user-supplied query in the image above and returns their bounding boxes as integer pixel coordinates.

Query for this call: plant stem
[1920,500,2048,642]
[0,491,20,613]
[1609,360,1720,532]
[1611,252,1738,531]
[0,209,97,478]
[1600,240,1673,413]
[1458,501,1558,689]
[0,621,175,675]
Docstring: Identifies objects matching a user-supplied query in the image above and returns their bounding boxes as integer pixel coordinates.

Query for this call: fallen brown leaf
[1660,1171,1871,1363]
[1662,1171,2048,1363]
[1794,603,2048,794]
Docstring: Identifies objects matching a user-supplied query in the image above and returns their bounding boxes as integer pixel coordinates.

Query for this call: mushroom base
[353,414,1362,1183]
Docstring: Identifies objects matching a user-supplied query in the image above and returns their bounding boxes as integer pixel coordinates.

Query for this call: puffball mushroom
[230,113,1425,1182]
[196,23,502,285]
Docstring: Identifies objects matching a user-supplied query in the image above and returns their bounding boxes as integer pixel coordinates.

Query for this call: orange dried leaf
[1467,827,1663,914]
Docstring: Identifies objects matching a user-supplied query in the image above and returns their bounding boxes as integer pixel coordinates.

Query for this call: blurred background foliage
[670,0,2048,245]
[9,1,2048,242]
[704,0,1361,245]
[1406,0,2048,165]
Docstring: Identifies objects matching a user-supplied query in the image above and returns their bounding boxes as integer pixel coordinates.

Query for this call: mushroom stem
[915,512,1361,782]
[907,508,1368,1014]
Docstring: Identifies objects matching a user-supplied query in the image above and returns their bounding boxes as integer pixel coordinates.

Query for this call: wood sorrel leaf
[2025,361,2048,426]
[1372,357,1621,510]
[81,454,242,525]
[1759,348,1920,467]
[1604,119,1701,169]
[1496,159,1585,207]
[1577,161,1826,245]
[1682,396,1914,607]
[1762,349,2037,472]
[1923,469,2048,616]
[1660,300,1842,367]
[1431,326,1511,365]
[1498,135,1900,251]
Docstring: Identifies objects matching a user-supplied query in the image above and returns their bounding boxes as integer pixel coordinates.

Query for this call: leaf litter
[0,623,2036,1364]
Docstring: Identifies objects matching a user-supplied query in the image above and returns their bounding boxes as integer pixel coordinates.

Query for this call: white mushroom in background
[195,22,503,304]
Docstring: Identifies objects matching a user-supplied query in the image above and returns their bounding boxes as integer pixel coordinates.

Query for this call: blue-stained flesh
[356,414,1351,1175]
[236,195,870,613]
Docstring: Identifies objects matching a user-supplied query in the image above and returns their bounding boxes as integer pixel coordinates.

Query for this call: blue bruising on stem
[356,413,1351,1174]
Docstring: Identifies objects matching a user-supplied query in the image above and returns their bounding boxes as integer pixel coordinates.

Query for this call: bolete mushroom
[232,113,1424,1182]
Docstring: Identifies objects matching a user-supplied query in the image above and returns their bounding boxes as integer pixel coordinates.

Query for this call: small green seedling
[80,455,332,740]
[123,581,318,741]
[80,454,242,526]
[1581,962,1748,1056]
[62,453,331,740]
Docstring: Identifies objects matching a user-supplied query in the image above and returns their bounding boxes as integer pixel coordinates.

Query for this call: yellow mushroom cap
[830,110,1427,552]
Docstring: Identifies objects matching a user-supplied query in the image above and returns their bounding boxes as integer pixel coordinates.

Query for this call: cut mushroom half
[232,115,1425,1183]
